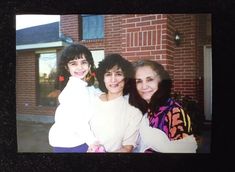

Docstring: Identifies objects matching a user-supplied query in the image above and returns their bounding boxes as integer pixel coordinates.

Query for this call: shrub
[171,92,205,136]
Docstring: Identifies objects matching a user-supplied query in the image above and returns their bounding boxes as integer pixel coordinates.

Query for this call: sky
[16,15,60,30]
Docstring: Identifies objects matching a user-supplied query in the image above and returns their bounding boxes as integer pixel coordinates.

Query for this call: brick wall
[61,15,105,50]
[117,14,201,100]
[16,14,210,116]
[16,51,56,116]
[60,15,80,43]
[104,15,123,55]
[172,14,198,100]
[121,15,171,62]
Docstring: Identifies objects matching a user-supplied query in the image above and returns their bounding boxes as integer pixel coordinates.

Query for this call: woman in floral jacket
[129,60,198,153]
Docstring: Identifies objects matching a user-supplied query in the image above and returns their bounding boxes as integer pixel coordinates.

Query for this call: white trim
[16,41,67,50]
[35,49,57,54]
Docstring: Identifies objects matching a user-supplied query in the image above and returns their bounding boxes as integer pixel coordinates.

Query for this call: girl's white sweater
[48,76,100,147]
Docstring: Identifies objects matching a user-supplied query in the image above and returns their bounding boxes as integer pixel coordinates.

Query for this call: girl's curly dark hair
[56,44,95,90]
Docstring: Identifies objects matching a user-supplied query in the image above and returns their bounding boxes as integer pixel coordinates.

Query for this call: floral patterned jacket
[148,98,193,141]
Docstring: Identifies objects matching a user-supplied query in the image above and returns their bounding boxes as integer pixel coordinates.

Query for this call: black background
[0,0,234,171]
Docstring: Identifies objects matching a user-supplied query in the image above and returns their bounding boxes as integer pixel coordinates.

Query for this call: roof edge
[16,41,67,50]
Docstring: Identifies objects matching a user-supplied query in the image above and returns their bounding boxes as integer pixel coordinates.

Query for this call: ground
[16,120,211,153]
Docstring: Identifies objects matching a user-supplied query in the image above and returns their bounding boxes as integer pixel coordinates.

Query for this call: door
[203,45,212,121]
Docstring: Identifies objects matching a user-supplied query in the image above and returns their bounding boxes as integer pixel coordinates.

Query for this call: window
[81,15,104,40]
[37,53,57,107]
[90,50,104,87]
[91,50,104,68]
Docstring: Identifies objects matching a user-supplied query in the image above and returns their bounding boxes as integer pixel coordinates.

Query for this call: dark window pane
[38,53,57,107]
[82,15,104,40]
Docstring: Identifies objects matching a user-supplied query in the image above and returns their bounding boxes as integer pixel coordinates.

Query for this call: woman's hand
[87,143,106,153]
[115,145,133,152]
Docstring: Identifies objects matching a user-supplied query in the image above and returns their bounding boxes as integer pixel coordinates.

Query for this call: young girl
[48,44,104,152]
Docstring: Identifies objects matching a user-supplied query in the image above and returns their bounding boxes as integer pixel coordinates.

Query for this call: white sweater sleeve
[139,116,198,153]
[122,107,143,148]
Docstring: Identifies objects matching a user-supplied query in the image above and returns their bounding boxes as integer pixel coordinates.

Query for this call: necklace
[147,108,153,117]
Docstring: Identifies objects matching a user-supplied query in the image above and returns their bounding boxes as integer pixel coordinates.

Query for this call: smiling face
[104,65,125,97]
[66,55,91,80]
[135,66,161,103]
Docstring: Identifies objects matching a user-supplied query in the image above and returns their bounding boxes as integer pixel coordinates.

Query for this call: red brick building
[16,14,212,122]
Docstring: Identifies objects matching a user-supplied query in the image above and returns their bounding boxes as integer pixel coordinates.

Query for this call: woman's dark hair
[129,60,172,114]
[96,54,133,95]
[56,44,95,90]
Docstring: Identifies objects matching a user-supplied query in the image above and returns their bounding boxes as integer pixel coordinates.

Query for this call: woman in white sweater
[89,54,142,152]
[48,44,103,152]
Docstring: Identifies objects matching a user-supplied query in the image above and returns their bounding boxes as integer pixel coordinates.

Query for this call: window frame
[80,14,104,40]
[36,51,58,107]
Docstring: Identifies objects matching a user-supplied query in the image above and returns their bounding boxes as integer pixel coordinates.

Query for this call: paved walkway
[17,120,211,153]
[17,120,53,153]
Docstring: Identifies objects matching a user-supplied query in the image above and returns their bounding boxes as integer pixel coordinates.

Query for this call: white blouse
[90,95,142,152]
[48,76,100,148]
